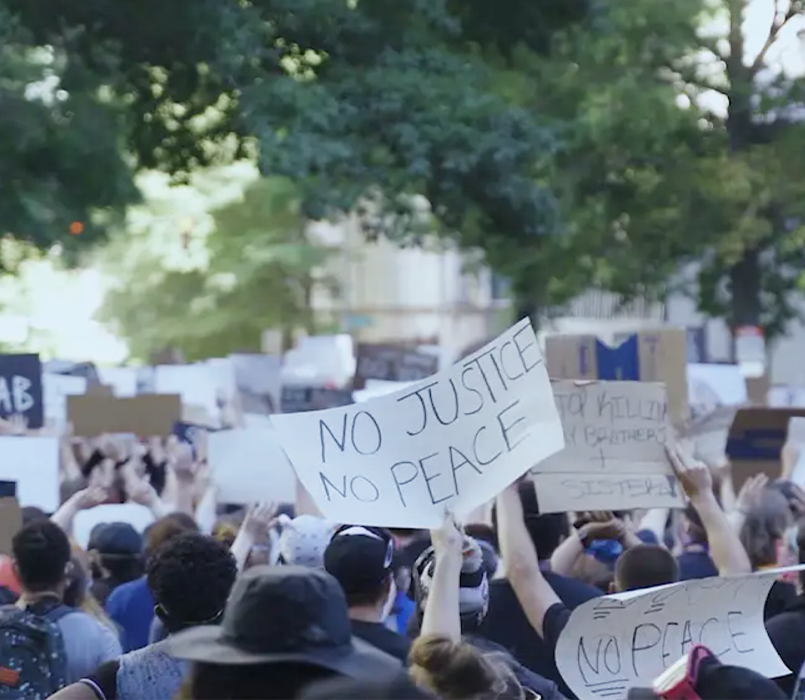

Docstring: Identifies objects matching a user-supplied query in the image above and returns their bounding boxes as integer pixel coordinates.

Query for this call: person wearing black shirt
[324,525,411,664]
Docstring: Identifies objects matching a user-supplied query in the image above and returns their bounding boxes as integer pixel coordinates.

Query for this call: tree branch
[751,0,798,73]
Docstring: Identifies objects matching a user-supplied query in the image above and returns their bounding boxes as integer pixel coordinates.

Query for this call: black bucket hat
[167,565,400,678]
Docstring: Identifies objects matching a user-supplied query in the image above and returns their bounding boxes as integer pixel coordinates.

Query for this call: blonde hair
[409,635,526,700]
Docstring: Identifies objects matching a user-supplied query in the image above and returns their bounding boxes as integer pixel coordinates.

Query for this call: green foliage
[0,4,137,265]
[97,174,334,362]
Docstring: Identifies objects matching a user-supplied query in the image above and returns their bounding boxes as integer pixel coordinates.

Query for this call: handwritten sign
[355,344,439,386]
[0,354,43,429]
[555,570,797,700]
[280,386,354,413]
[530,381,681,512]
[271,319,564,528]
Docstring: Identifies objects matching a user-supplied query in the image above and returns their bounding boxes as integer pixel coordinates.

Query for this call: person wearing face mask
[323,525,410,664]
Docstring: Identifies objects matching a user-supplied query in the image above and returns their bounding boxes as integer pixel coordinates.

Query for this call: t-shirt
[352,620,411,664]
[104,576,154,652]
[57,611,123,683]
[478,573,601,694]
[676,549,718,580]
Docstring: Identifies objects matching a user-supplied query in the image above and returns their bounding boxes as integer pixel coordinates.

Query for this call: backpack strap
[25,597,75,623]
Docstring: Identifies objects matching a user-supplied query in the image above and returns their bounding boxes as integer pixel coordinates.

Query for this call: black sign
[355,344,439,387]
[0,354,43,428]
[280,386,354,413]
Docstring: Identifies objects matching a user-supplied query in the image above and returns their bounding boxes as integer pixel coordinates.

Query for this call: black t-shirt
[351,620,411,664]
[478,573,601,694]
[81,660,119,700]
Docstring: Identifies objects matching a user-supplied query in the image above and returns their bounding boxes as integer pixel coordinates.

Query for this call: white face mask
[381,576,397,622]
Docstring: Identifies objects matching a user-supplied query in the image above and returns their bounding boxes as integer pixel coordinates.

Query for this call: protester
[411,519,562,700]
[63,554,119,637]
[324,525,411,663]
[105,512,198,651]
[3,519,121,694]
[50,531,237,700]
[480,481,601,694]
[167,565,401,699]
[86,523,144,606]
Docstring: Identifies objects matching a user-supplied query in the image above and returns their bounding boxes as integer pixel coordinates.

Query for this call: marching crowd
[0,423,802,700]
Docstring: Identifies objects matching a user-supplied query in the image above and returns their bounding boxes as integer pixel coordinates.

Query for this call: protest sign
[530,381,681,512]
[0,437,59,512]
[97,367,138,397]
[43,374,87,426]
[68,394,181,436]
[154,364,220,417]
[545,329,687,425]
[680,406,737,467]
[0,481,20,556]
[687,363,746,419]
[280,386,354,413]
[0,353,43,429]
[354,344,439,387]
[555,568,798,700]
[271,318,564,528]
[208,427,297,504]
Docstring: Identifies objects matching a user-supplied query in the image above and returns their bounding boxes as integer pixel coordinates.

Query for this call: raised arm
[668,444,751,576]
[419,513,464,641]
[497,482,560,638]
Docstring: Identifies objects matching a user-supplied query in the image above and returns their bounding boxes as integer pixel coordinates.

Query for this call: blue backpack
[0,600,72,699]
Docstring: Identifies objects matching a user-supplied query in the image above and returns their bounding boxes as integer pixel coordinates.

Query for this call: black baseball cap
[88,522,143,557]
[627,647,787,700]
[167,565,401,678]
[324,526,394,598]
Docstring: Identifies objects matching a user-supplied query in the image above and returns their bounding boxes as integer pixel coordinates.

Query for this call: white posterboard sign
[73,504,155,550]
[154,364,220,417]
[208,427,297,504]
[43,374,87,426]
[271,318,564,528]
[96,367,138,397]
[687,363,747,414]
[555,568,799,700]
[530,381,681,513]
[0,436,59,512]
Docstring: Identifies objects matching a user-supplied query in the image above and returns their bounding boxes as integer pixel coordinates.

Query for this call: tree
[0,4,137,264]
[96,172,335,362]
[522,0,805,343]
[7,0,594,322]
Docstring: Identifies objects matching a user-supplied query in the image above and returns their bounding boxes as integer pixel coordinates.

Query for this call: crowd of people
[0,425,803,699]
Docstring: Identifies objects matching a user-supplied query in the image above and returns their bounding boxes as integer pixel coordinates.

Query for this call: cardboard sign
[545,329,687,425]
[530,381,680,512]
[280,386,354,413]
[354,344,439,388]
[68,394,182,437]
[0,353,44,429]
[726,407,805,488]
[555,568,798,700]
[0,437,59,512]
[208,427,297,504]
[0,481,20,556]
[271,318,564,528]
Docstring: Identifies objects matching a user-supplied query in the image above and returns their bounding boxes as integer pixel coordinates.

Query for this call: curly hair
[146,532,237,633]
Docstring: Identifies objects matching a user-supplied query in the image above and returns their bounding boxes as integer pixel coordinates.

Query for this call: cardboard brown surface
[68,394,182,437]
[531,380,681,512]
[86,384,114,396]
[727,407,805,488]
[0,484,21,556]
[545,328,688,425]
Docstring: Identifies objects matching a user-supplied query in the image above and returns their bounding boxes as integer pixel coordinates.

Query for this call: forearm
[550,531,584,576]
[50,498,79,534]
[692,492,751,575]
[420,555,462,641]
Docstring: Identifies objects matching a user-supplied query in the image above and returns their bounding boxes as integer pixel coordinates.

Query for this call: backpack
[0,599,72,699]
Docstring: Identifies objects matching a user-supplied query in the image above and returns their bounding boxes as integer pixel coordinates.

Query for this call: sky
[4,1,804,364]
